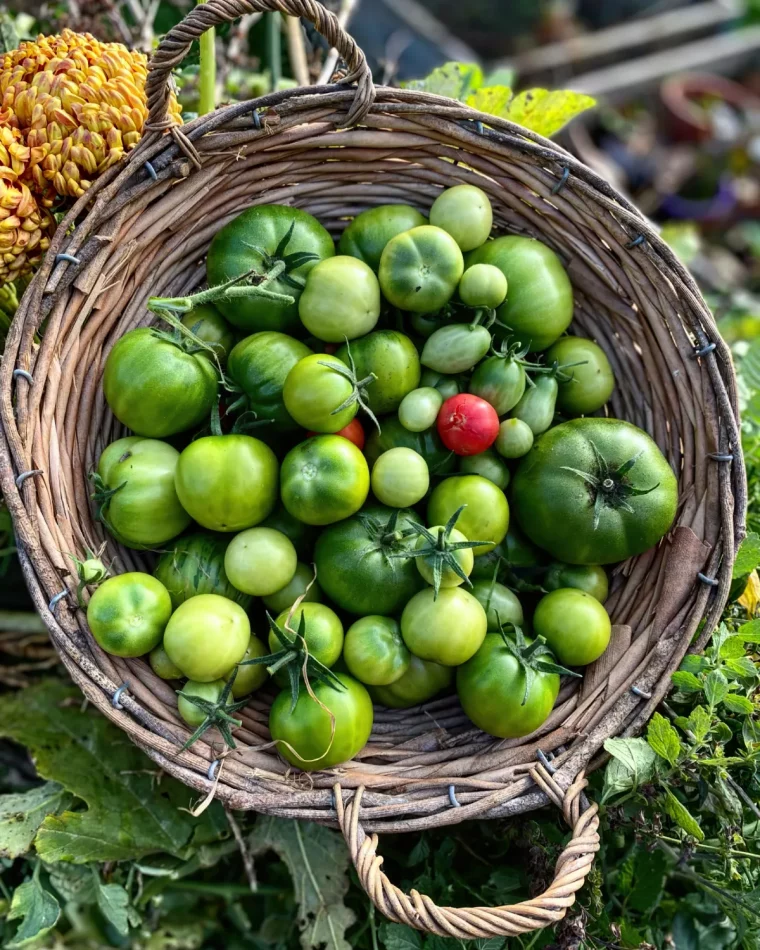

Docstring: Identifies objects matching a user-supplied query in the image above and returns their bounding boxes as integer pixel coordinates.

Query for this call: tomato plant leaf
[734,532,760,577]
[94,876,131,936]
[466,86,514,117]
[647,713,682,766]
[601,738,656,802]
[378,923,424,950]
[705,670,730,708]
[0,782,71,859]
[722,693,755,715]
[664,789,705,841]
[477,87,596,137]
[686,705,712,743]
[6,865,60,948]
[401,62,483,101]
[249,816,355,950]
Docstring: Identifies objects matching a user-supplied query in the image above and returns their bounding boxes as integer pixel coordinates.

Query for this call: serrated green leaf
[724,656,759,678]
[734,532,760,577]
[0,782,71,859]
[680,654,710,675]
[720,636,749,659]
[7,868,60,948]
[705,669,730,708]
[664,789,705,841]
[379,923,423,950]
[671,671,703,692]
[601,738,656,802]
[686,705,712,743]
[647,713,682,766]
[95,878,130,936]
[488,87,596,137]
[401,62,483,101]
[722,693,755,715]
[737,618,760,643]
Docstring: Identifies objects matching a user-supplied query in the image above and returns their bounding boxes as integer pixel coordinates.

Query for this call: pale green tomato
[178,679,226,728]
[415,526,473,589]
[223,527,297,597]
[421,324,491,375]
[459,449,510,490]
[298,256,381,342]
[401,587,487,666]
[163,594,251,682]
[343,615,411,686]
[398,387,443,432]
[429,184,493,251]
[226,637,269,698]
[494,418,534,459]
[470,579,523,631]
[149,643,183,680]
[459,264,507,308]
[262,562,322,613]
[371,448,429,508]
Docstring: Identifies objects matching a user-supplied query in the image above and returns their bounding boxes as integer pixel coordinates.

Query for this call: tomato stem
[147,261,294,315]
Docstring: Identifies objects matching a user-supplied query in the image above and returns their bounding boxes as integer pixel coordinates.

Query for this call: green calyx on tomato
[283,350,380,434]
[336,330,421,415]
[176,673,248,750]
[181,304,236,365]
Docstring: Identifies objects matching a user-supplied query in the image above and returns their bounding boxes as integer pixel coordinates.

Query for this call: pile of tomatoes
[85,184,679,770]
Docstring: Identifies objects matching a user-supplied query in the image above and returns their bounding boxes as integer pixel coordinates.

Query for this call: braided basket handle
[144,0,375,130]
[334,767,600,938]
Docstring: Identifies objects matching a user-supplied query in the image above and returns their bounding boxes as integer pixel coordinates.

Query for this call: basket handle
[334,767,600,938]
[144,0,375,131]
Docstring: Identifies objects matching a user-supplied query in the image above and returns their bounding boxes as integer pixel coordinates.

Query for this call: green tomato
[364,416,456,475]
[314,505,424,615]
[154,532,251,611]
[458,263,507,308]
[343,616,410,686]
[419,369,463,401]
[401,587,487,666]
[87,573,172,658]
[175,434,278,532]
[163,594,251,681]
[178,679,226,728]
[409,310,449,339]
[370,655,453,708]
[271,602,344,669]
[181,303,236,365]
[459,449,510,490]
[414,526,473,589]
[149,642,183,680]
[224,527,297,596]
[421,324,491,374]
[299,256,380,341]
[379,225,464,312]
[227,332,313,431]
[262,562,322,613]
[466,236,573,351]
[428,474,509,556]
[457,633,559,738]
[533,588,611,666]
[469,579,523,631]
[429,184,493,252]
[494,418,534,459]
[469,353,526,415]
[544,336,615,416]
[269,673,373,770]
[512,418,678,564]
[259,505,320,559]
[398,387,443,432]
[338,204,427,271]
[206,205,334,334]
[504,523,546,570]
[227,637,269,698]
[510,375,558,435]
[283,354,359,432]
[544,563,608,603]
[96,437,190,548]
[336,330,420,415]
[280,435,369,526]
[103,328,218,438]
[371,447,429,507]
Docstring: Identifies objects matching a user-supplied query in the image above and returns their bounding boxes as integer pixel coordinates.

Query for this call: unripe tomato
[544,336,615,416]
[510,375,558,435]
[339,204,427,271]
[87,573,172,658]
[343,616,410,686]
[150,643,183,680]
[414,526,474,589]
[401,587,487,666]
[370,654,453,708]
[371,447,430,507]
[398,387,443,433]
[262,562,322,613]
[299,256,381,342]
[178,679,226,728]
[459,449,510,490]
[421,324,491,375]
[533,588,611,666]
[226,637,269,698]
[181,304,236,365]
[459,264,507,308]
[163,594,251,681]
[437,394,499,456]
[283,354,359,433]
[224,527,298,596]
[430,184,493,251]
[544,563,608,603]
[494,418,534,459]
[427,474,509,556]
[379,226,464,312]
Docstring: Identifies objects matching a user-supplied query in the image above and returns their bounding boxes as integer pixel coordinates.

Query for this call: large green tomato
[370,655,453,708]
[427,475,509,556]
[181,303,236,364]
[269,673,373,770]
[224,527,297,596]
[175,434,278,532]
[163,594,250,681]
[429,184,493,252]
[336,330,420,415]
[206,205,334,334]
[457,633,559,738]
[466,236,573,351]
[470,579,523,631]
[544,336,615,416]
[338,204,427,271]
[103,328,218,438]
[262,562,322,613]
[280,435,369,526]
[533,588,611,666]
[512,418,678,564]
[364,416,456,475]
[544,563,608,603]
[271,602,344,670]
[401,587,487,666]
[154,532,251,610]
[343,616,410,686]
[283,354,359,432]
[87,573,172,657]
[314,505,424,615]
[96,437,190,548]
[379,226,464,312]
[299,256,380,342]
[227,332,313,431]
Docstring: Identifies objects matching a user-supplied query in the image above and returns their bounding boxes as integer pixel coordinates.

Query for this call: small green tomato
[226,637,269,698]
[398,387,443,433]
[430,184,493,251]
[262,562,322,613]
[224,527,298,597]
[149,643,183,680]
[371,448,429,508]
[495,418,534,459]
[459,264,507,309]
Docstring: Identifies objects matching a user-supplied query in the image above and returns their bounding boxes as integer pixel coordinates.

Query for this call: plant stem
[267,12,282,91]
[656,833,760,860]
[198,0,216,115]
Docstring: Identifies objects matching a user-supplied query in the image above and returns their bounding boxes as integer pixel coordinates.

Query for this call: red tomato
[308,417,365,450]
[437,394,499,456]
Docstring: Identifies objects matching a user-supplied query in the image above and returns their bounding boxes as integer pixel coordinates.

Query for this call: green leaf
[671,671,703,692]
[472,939,507,950]
[627,847,669,913]
[0,14,19,55]
[722,693,755,715]
[249,816,355,950]
[601,738,656,802]
[477,87,596,137]
[686,705,712,743]
[0,680,226,863]
[680,654,710,675]
[7,867,61,948]
[724,657,758,678]
[734,532,760,577]
[705,669,730,708]
[95,878,130,936]
[401,62,483,101]
[0,782,71,859]
[467,86,514,117]
[647,713,682,766]
[379,923,424,950]
[44,863,96,904]
[720,636,749,659]
[664,789,705,841]
[482,66,516,88]
[737,618,760,643]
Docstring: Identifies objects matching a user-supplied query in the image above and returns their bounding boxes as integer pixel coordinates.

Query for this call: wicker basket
[0,0,747,937]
